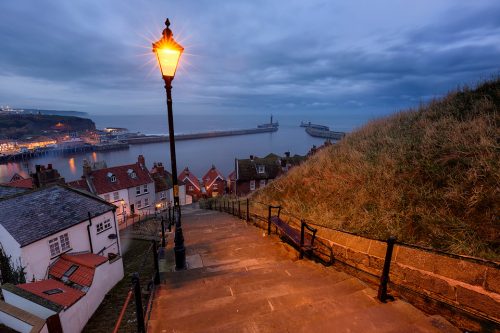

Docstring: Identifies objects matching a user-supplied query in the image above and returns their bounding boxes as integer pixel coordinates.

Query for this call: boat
[300,121,330,131]
[305,127,345,140]
[258,115,279,129]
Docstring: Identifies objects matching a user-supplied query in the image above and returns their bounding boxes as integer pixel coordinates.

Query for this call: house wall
[0,300,48,333]
[0,225,22,277]
[89,210,121,257]
[206,179,226,197]
[20,211,120,281]
[2,290,56,320]
[127,182,155,215]
[21,223,91,281]
[58,257,124,333]
[99,188,129,220]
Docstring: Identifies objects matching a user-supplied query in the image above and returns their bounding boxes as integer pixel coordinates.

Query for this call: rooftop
[0,185,29,199]
[49,253,107,288]
[88,162,153,194]
[179,167,201,190]
[0,185,115,247]
[17,279,85,308]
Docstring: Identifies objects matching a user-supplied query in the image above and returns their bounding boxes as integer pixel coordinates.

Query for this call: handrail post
[232,200,235,215]
[377,236,397,302]
[219,199,222,212]
[238,200,241,219]
[152,240,160,285]
[267,205,272,235]
[161,217,166,247]
[300,220,305,259]
[132,273,146,333]
[246,198,249,222]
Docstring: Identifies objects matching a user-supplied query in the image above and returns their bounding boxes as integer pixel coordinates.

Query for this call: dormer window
[257,165,265,174]
[107,172,116,182]
[127,169,137,179]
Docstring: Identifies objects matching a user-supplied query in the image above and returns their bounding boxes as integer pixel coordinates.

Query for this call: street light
[152,18,186,270]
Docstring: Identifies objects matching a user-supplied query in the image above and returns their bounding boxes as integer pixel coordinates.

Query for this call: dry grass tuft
[253,78,500,260]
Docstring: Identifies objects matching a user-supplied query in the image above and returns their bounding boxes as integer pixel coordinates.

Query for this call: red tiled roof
[90,163,153,194]
[67,179,90,192]
[202,166,225,189]
[48,253,107,287]
[2,178,34,189]
[178,167,200,190]
[62,253,108,267]
[18,279,85,308]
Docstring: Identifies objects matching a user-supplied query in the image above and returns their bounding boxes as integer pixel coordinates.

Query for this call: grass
[252,78,500,260]
[83,238,155,333]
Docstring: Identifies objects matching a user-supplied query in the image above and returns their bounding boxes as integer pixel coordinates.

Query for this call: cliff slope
[253,78,500,259]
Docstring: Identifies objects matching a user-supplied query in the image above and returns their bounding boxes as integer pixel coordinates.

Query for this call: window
[110,176,116,182]
[260,179,266,187]
[113,192,119,201]
[213,183,218,190]
[43,288,63,295]
[143,184,148,193]
[160,192,166,199]
[137,200,142,209]
[136,186,141,195]
[49,237,60,257]
[144,198,149,206]
[257,165,265,174]
[63,265,78,278]
[49,233,70,257]
[104,194,110,202]
[250,180,256,191]
[189,185,194,191]
[60,234,70,252]
[96,219,112,233]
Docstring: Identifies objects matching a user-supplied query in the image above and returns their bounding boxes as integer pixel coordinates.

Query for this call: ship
[258,115,279,129]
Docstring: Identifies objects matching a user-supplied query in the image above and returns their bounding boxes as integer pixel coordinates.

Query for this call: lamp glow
[152,19,184,78]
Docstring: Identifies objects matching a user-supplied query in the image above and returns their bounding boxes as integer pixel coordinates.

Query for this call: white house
[2,252,123,333]
[68,155,156,222]
[0,185,122,282]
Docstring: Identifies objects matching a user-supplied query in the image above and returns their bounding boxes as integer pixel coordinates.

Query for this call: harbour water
[0,112,378,183]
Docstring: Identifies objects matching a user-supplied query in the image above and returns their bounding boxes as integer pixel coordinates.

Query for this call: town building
[201,165,226,197]
[150,162,187,209]
[68,155,156,221]
[178,167,202,202]
[0,185,122,282]
[2,252,123,333]
[1,164,65,190]
[233,152,305,196]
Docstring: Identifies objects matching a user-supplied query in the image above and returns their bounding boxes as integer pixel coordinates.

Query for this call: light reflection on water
[0,112,376,183]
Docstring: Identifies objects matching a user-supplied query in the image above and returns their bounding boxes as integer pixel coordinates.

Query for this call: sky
[0,0,499,116]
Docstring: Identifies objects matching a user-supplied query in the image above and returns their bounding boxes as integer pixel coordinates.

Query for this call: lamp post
[152,18,186,270]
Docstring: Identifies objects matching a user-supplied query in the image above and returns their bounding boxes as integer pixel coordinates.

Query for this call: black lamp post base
[174,246,186,270]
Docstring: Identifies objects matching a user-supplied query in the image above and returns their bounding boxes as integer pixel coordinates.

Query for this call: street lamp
[152,18,186,270]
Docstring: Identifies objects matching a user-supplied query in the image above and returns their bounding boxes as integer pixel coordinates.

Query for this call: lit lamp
[152,18,186,270]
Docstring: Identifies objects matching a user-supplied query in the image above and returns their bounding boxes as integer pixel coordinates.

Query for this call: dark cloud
[0,1,498,115]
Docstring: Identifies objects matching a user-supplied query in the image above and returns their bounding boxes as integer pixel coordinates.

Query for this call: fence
[112,225,166,332]
[200,196,500,332]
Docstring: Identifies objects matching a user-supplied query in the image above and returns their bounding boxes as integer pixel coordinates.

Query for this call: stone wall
[246,211,500,331]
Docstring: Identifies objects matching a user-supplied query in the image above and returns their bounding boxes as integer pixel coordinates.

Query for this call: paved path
[149,207,458,333]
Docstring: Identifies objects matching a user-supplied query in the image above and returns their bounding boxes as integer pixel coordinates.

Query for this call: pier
[305,127,345,140]
[124,126,278,144]
[0,142,129,163]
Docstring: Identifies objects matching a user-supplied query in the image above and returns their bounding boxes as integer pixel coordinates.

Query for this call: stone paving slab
[149,208,459,333]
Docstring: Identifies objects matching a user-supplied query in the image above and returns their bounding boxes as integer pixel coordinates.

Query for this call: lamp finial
[165,18,170,28]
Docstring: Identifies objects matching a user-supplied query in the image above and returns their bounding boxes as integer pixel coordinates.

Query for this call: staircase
[148,208,459,333]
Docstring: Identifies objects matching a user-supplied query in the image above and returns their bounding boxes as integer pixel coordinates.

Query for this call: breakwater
[0,142,129,163]
[305,127,345,140]
[124,127,278,144]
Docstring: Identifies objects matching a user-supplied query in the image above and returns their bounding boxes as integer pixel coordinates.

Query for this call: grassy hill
[252,78,499,260]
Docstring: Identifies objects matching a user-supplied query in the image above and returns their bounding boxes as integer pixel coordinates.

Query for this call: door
[130,204,135,215]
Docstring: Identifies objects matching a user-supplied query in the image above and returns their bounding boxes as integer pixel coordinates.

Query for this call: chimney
[250,155,254,161]
[284,151,290,158]
[48,163,53,170]
[138,155,146,168]
[35,165,41,172]
[83,159,92,176]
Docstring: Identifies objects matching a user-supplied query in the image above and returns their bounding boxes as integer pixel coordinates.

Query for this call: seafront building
[232,152,305,196]
[68,155,156,222]
[201,165,226,198]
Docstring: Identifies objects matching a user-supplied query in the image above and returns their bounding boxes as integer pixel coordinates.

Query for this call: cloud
[0,0,498,115]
